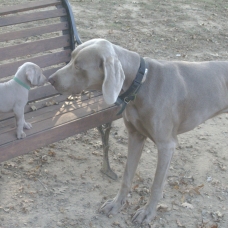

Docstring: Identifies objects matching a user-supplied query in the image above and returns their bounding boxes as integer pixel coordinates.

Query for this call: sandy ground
[0,0,228,227]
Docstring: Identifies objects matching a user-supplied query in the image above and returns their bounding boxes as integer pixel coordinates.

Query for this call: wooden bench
[0,0,121,179]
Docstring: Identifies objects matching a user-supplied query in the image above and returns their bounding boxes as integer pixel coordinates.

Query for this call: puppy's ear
[102,57,125,105]
[26,68,35,84]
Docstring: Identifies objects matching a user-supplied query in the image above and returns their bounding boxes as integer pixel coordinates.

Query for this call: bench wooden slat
[0,94,66,123]
[0,91,102,123]
[0,50,71,78]
[0,8,67,27]
[43,67,65,78]
[0,95,102,134]
[0,22,69,42]
[29,84,58,102]
[0,105,120,162]
[0,0,61,16]
[27,90,100,114]
[26,96,103,124]
[0,35,70,62]
[0,98,118,145]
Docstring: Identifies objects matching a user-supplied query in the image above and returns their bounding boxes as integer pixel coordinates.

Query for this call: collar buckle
[124,97,131,104]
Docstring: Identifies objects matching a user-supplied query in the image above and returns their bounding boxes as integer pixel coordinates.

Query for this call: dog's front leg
[23,121,32,130]
[132,140,176,224]
[100,130,146,216]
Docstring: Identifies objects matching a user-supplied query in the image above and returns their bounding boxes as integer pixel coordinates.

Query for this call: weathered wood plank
[0,22,69,42]
[0,95,103,134]
[0,91,101,124]
[0,49,71,78]
[0,35,70,62]
[0,98,111,144]
[0,8,67,27]
[0,105,120,163]
[0,0,61,16]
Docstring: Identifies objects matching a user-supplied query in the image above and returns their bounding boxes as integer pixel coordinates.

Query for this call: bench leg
[97,122,118,180]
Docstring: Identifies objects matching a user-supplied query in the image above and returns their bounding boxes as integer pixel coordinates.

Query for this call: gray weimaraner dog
[0,62,46,139]
[48,38,228,224]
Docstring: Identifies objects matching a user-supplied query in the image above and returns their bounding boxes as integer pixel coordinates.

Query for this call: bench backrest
[0,0,81,103]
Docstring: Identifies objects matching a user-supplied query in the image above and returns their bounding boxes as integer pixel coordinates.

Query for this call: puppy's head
[48,39,125,105]
[24,62,47,86]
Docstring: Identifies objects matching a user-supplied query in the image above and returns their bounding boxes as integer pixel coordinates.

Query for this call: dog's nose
[48,76,55,85]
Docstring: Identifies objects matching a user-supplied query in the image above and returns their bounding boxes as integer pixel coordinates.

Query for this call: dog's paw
[132,206,156,225]
[100,198,124,216]
[17,131,26,139]
[24,122,32,129]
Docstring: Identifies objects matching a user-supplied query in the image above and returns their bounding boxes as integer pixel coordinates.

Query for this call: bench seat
[0,0,121,164]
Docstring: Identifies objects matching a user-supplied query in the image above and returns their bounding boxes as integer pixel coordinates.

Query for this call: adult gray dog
[0,62,46,139]
[48,38,228,224]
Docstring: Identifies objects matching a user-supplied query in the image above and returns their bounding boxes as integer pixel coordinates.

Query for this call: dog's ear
[102,57,125,105]
[26,68,35,84]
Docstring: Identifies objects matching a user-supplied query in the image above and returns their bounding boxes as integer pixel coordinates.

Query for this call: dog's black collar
[115,57,148,115]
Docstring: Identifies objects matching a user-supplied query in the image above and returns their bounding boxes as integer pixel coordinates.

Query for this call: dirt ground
[0,0,228,227]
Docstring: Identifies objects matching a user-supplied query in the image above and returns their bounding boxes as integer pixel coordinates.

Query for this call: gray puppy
[0,62,46,139]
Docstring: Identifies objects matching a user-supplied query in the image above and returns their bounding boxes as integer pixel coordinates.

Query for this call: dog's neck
[14,69,31,90]
[113,44,141,93]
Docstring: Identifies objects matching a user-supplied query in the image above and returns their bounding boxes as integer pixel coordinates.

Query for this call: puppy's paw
[17,131,26,139]
[24,122,32,129]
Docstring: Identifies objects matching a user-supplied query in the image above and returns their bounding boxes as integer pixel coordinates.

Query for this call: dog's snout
[48,76,55,85]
